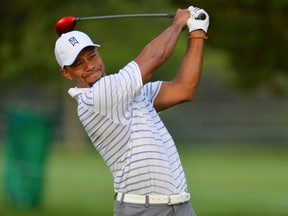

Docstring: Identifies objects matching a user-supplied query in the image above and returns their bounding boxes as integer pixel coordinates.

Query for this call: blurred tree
[0,0,179,146]
[0,0,177,84]
[0,0,57,83]
[2,0,288,93]
[172,0,288,93]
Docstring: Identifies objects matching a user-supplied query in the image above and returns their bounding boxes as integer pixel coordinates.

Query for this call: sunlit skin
[60,46,106,88]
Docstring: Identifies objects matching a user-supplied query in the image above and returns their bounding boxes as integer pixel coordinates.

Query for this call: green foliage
[2,0,287,93]
[0,1,57,83]
[172,0,288,93]
[0,0,178,86]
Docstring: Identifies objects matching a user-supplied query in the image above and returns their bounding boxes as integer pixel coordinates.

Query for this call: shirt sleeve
[92,61,143,124]
[143,81,163,105]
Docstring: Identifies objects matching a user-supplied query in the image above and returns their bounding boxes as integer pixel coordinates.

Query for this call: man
[54,5,209,216]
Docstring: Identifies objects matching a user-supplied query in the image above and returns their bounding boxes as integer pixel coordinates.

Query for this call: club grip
[167,13,175,18]
[167,13,206,20]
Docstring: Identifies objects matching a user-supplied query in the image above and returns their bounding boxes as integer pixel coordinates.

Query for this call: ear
[60,68,72,80]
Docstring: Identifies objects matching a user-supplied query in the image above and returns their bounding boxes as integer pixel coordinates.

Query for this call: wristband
[189,35,208,40]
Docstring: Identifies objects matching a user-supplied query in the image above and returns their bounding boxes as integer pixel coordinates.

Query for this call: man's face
[60,46,106,88]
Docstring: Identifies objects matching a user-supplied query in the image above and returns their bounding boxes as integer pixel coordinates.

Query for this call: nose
[84,59,95,71]
[87,63,94,71]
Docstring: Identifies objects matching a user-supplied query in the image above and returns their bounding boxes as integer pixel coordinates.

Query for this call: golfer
[54,6,209,216]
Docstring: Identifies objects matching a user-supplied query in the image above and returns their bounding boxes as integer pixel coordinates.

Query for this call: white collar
[68,87,91,99]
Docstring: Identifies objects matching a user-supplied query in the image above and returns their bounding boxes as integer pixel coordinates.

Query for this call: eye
[89,53,97,60]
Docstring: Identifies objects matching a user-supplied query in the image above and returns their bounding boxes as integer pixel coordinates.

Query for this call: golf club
[56,13,206,36]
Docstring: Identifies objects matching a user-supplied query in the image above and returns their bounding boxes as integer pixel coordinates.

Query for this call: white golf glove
[187,6,209,33]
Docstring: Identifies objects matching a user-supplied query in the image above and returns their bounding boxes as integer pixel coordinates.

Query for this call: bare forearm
[135,9,190,84]
[153,6,209,112]
[153,30,206,112]
[144,21,183,64]
[173,30,206,100]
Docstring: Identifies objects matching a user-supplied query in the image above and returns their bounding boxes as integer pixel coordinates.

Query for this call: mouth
[82,68,102,79]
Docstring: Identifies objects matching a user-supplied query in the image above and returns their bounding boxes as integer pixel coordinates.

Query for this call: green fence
[4,109,52,208]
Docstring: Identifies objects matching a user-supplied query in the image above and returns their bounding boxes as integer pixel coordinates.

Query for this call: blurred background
[0,0,288,215]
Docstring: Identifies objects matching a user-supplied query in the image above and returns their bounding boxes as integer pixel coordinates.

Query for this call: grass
[181,145,288,216]
[0,144,288,216]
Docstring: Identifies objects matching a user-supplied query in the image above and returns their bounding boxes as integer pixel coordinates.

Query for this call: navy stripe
[116,177,175,190]
[114,164,170,179]
[70,62,187,195]
[103,126,131,164]
[116,179,175,194]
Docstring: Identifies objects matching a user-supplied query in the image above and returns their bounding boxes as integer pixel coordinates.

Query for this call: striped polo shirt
[68,61,188,195]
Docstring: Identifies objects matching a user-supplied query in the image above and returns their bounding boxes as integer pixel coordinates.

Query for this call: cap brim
[63,44,100,68]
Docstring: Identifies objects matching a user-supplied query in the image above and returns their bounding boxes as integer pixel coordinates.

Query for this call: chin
[88,77,102,87]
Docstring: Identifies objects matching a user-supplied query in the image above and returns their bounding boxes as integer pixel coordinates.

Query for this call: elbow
[179,86,198,103]
[182,93,194,102]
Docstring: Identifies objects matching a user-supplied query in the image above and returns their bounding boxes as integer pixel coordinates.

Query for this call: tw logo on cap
[68,37,79,46]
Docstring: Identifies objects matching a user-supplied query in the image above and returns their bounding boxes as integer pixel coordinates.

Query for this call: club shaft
[77,13,175,21]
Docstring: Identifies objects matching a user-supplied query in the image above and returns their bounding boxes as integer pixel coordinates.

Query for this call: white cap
[54,31,100,68]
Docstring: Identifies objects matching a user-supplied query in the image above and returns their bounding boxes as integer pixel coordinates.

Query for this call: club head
[56,16,77,36]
